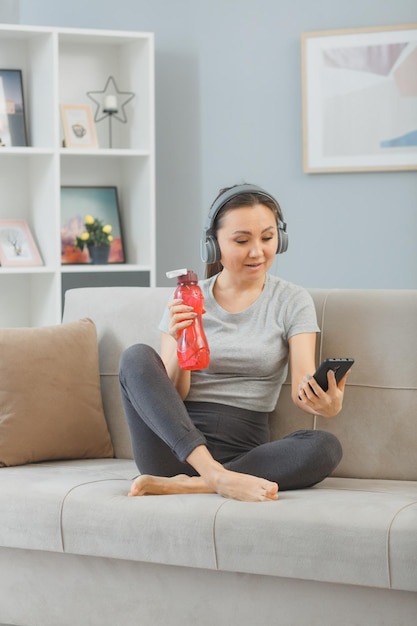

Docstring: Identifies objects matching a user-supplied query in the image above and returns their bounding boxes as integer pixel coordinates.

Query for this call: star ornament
[87,76,135,124]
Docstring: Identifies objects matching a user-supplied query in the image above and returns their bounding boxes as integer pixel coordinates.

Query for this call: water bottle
[167,268,210,370]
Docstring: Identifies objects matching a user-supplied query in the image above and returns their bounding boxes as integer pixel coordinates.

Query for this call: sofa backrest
[63,287,417,481]
[64,287,172,460]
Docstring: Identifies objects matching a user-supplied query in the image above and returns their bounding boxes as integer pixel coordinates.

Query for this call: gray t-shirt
[159,273,319,412]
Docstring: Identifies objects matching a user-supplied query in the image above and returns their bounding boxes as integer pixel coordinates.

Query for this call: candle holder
[103,95,118,149]
[87,76,135,148]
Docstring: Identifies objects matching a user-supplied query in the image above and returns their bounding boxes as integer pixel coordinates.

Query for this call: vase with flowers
[74,215,113,264]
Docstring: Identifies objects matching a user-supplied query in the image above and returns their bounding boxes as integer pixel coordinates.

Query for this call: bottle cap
[166,268,188,279]
[166,268,198,283]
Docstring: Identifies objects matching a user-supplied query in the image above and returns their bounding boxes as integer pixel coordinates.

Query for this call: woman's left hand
[297,370,349,418]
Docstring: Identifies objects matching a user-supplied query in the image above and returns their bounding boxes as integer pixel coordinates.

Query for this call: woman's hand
[167,299,197,341]
[297,370,349,418]
[160,299,197,400]
[289,333,349,419]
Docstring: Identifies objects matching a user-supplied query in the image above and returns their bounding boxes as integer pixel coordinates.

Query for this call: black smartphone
[313,358,354,392]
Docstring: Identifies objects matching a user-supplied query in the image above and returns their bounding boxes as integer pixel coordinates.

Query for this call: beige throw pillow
[0,318,114,467]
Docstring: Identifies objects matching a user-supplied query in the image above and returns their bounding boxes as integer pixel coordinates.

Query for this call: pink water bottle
[168,269,210,370]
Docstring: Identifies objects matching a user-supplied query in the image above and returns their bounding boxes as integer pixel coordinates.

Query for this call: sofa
[0,286,416,626]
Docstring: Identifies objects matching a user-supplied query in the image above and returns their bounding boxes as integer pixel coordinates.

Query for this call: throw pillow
[0,318,114,467]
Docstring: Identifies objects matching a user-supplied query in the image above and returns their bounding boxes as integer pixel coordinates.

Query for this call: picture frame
[0,219,43,266]
[301,24,417,173]
[0,69,27,147]
[61,186,125,264]
[61,104,98,148]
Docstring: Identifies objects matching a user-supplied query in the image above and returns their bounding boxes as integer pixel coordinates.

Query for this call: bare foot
[128,474,213,497]
[210,467,279,502]
[185,446,279,502]
[128,470,279,502]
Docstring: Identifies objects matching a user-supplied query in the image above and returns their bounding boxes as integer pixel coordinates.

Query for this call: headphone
[200,184,288,264]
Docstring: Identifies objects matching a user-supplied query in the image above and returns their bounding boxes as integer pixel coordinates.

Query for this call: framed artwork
[61,104,98,148]
[0,219,43,266]
[302,24,417,173]
[0,69,27,147]
[61,186,125,264]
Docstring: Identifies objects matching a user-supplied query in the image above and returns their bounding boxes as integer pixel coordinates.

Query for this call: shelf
[0,24,155,328]
[0,147,55,156]
[59,148,152,157]
[0,266,56,274]
[61,263,153,273]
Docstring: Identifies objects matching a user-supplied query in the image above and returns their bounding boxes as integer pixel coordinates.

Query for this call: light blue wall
[0,0,19,22]
[15,0,417,287]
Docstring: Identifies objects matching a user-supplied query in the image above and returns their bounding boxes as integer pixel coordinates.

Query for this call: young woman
[119,184,347,502]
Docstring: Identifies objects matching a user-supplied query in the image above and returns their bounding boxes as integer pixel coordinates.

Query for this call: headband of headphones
[200,184,288,263]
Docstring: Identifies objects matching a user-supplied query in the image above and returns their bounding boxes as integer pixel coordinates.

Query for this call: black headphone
[200,184,288,264]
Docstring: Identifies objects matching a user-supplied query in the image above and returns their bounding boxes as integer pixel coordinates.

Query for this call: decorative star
[86,76,135,124]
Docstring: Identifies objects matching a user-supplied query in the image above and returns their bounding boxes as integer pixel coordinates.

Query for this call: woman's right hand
[167,299,196,340]
[161,300,194,399]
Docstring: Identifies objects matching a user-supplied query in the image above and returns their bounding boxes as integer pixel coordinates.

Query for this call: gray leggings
[119,344,343,491]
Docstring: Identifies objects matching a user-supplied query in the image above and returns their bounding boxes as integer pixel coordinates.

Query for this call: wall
[12,0,417,288]
[0,0,18,22]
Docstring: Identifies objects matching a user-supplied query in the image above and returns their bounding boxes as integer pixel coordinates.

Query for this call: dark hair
[205,185,282,279]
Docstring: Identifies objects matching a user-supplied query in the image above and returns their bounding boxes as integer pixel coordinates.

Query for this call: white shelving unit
[0,24,155,327]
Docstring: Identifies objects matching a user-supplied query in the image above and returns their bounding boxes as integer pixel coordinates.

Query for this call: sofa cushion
[213,477,417,592]
[60,472,223,570]
[0,459,134,552]
[0,457,223,570]
[0,318,113,467]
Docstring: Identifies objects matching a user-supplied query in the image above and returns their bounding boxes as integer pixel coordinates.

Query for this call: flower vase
[88,245,110,264]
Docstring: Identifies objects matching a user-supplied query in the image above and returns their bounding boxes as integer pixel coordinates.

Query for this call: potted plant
[74,215,113,264]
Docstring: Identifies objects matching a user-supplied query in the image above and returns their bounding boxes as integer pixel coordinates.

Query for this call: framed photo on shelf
[0,69,27,147]
[61,104,98,148]
[0,219,43,266]
[61,186,125,264]
[302,24,417,173]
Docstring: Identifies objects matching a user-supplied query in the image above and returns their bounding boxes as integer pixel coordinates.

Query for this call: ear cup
[277,222,288,254]
[200,234,221,264]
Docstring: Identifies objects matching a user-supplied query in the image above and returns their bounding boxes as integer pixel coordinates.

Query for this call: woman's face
[216,203,278,279]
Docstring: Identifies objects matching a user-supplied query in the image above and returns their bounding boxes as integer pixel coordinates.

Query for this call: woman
[119,184,347,502]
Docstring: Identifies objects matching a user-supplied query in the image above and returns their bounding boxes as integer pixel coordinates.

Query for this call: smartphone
[313,358,354,392]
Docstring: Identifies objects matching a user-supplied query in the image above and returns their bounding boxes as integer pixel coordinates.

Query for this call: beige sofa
[1,286,416,626]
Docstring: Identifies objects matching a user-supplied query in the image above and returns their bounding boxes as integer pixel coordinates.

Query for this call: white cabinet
[0,24,155,327]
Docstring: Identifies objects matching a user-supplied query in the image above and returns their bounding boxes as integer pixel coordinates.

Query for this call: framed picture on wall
[0,69,28,147]
[302,24,417,173]
[61,104,98,148]
[61,186,125,264]
[0,219,43,266]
